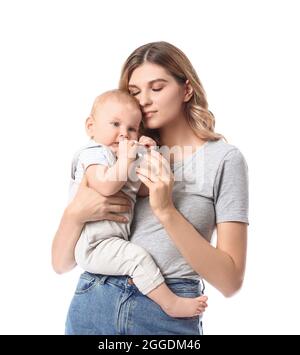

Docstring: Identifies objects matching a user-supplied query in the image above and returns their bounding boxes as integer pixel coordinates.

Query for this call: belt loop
[199,278,205,294]
[99,275,109,285]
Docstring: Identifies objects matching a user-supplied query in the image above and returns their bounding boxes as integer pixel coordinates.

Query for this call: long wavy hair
[119,41,224,143]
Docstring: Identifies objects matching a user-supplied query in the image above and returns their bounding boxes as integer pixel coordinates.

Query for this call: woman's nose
[139,91,152,107]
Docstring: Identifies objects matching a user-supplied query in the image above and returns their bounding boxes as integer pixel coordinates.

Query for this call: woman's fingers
[136,167,160,183]
[113,190,131,198]
[105,213,128,223]
[108,196,131,206]
[108,204,131,213]
[136,170,154,189]
[107,190,132,206]
[105,191,131,222]
[90,198,130,222]
[141,150,171,178]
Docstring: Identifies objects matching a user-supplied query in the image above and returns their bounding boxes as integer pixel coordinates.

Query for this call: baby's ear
[85,116,95,137]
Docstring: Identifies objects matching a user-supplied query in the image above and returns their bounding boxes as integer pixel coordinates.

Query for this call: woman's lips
[144,111,157,118]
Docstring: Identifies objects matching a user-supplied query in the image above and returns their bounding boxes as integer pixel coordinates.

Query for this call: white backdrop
[0,0,299,335]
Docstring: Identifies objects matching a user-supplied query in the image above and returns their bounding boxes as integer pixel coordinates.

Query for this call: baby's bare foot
[162,295,208,318]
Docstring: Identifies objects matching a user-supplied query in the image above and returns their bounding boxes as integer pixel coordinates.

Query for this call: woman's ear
[183,80,194,102]
[85,116,95,138]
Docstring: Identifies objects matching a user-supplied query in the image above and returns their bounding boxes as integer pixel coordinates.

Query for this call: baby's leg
[75,234,164,292]
[147,283,208,318]
[76,234,207,318]
[118,244,208,317]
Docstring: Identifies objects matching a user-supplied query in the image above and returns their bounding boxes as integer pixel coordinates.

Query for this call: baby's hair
[90,89,141,117]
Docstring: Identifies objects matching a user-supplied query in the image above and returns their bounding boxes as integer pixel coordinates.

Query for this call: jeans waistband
[85,272,204,292]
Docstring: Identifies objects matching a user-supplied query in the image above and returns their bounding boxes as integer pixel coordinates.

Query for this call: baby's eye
[111,122,120,127]
[129,127,137,132]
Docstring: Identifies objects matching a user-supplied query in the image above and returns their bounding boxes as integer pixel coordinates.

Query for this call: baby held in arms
[70,89,208,318]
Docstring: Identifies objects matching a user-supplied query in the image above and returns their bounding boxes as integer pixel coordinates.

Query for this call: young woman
[52,41,249,335]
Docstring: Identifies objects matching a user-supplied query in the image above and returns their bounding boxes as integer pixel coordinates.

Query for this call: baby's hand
[138,135,157,150]
[118,139,138,161]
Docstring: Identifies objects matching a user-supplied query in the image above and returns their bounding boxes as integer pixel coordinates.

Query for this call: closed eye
[130,91,139,96]
[128,127,137,132]
[130,88,162,96]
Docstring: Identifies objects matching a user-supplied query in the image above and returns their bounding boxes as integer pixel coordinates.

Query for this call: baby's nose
[119,133,129,139]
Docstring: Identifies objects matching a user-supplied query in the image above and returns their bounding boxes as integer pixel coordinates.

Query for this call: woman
[52,41,249,335]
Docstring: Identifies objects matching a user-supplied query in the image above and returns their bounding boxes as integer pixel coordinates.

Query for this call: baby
[70,89,208,318]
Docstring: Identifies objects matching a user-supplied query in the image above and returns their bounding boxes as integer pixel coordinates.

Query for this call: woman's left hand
[136,150,175,219]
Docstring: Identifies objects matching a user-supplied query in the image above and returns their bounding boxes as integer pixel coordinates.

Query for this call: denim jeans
[65,272,204,335]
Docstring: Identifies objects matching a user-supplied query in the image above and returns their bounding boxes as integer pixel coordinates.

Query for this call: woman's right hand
[52,175,131,274]
[68,175,132,225]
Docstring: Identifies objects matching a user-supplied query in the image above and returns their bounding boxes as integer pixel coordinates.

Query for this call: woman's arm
[136,150,247,297]
[51,176,131,274]
[51,208,84,274]
[158,209,247,297]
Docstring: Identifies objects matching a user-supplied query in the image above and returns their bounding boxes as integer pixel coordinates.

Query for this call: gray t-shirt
[129,139,249,280]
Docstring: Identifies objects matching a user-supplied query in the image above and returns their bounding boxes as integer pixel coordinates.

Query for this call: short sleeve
[78,146,112,170]
[71,145,116,184]
[214,149,249,224]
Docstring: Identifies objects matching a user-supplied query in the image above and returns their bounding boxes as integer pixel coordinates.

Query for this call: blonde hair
[119,41,224,142]
[90,89,141,117]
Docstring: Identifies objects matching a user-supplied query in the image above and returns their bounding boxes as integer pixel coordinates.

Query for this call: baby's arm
[86,139,137,197]
[86,159,134,197]
[85,164,126,196]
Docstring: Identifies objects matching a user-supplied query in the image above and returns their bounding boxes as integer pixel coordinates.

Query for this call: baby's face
[91,100,142,153]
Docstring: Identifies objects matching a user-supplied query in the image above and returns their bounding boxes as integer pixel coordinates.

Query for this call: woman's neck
[160,115,204,148]
[159,115,206,163]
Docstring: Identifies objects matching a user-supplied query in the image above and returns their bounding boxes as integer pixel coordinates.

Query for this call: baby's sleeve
[72,146,114,184]
[78,146,111,171]
[214,149,249,224]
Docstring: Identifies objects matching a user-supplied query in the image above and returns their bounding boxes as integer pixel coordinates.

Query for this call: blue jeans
[65,272,205,335]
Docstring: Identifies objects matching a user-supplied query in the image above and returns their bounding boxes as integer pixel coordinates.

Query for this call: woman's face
[128,62,188,129]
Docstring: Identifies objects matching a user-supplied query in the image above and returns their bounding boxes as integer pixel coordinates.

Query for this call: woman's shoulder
[201,139,247,175]
[206,138,239,154]
[205,139,246,162]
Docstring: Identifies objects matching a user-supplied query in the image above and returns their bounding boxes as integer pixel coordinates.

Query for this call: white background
[0,0,299,335]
